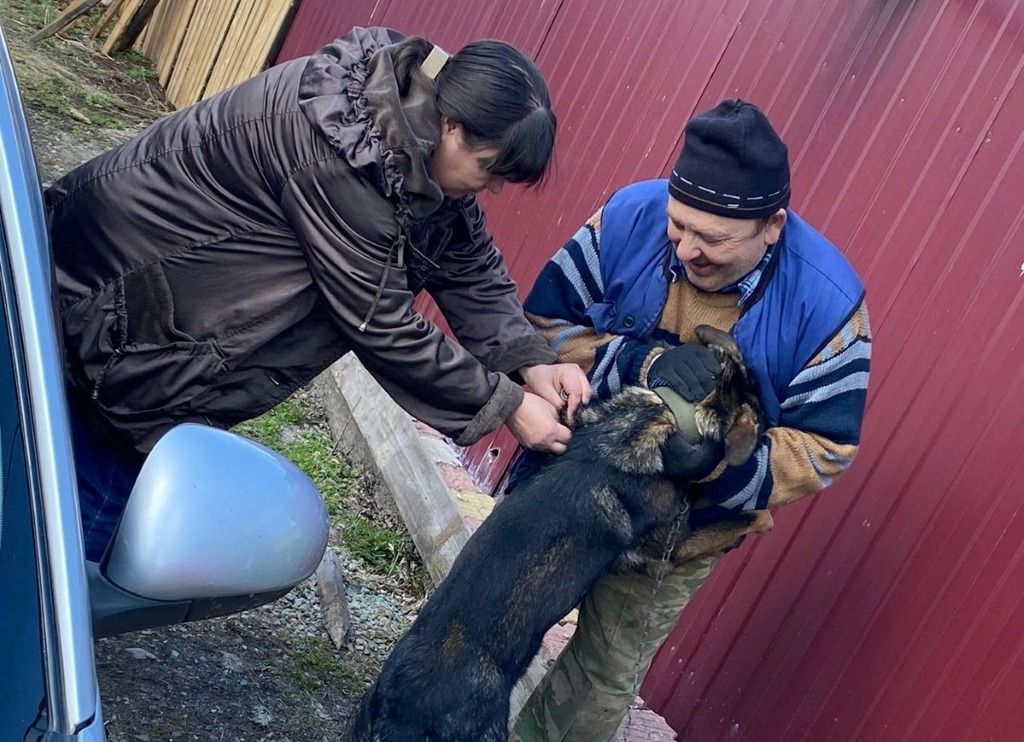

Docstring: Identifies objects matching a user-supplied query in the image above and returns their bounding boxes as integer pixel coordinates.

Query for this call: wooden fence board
[124,0,295,107]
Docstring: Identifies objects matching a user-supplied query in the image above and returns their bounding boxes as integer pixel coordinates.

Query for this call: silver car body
[0,25,330,740]
[0,25,103,740]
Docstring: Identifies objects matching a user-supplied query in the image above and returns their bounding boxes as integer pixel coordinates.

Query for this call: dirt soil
[1,2,419,739]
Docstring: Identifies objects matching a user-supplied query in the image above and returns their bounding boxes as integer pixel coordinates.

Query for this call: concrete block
[314,355,470,585]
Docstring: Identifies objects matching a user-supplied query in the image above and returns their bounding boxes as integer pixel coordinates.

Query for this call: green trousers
[511,555,717,742]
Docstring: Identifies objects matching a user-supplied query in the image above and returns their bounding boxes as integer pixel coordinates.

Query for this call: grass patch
[233,396,420,582]
[342,517,410,576]
[4,0,168,134]
[233,396,307,444]
[12,0,55,30]
[84,89,111,107]
[10,0,112,44]
[284,636,369,697]
[18,67,126,129]
[19,73,72,115]
[120,51,158,83]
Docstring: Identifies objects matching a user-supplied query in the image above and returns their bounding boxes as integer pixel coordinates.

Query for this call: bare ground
[1,2,420,739]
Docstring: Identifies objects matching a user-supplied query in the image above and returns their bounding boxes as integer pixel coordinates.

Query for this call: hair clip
[421,45,450,80]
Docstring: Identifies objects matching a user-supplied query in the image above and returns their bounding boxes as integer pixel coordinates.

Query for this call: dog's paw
[673,510,774,561]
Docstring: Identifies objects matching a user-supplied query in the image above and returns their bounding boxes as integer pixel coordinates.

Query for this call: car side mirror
[90,423,330,638]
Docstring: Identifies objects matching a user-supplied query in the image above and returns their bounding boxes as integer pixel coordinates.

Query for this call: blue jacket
[590,179,865,426]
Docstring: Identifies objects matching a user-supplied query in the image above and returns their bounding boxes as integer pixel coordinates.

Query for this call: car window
[0,220,48,741]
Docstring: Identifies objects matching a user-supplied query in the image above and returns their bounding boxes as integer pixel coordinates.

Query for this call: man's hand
[506,391,573,454]
[519,363,592,422]
[647,343,721,402]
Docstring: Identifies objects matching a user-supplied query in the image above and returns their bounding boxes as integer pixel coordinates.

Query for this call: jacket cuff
[640,347,667,387]
[454,373,524,446]
[479,333,558,380]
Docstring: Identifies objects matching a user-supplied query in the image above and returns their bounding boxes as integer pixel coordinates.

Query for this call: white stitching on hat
[672,170,789,202]
[672,170,694,186]
[669,180,789,211]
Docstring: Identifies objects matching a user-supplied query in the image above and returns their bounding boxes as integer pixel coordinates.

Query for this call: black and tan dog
[347,325,772,742]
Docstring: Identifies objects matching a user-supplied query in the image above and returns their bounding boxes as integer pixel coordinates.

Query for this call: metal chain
[624,509,685,738]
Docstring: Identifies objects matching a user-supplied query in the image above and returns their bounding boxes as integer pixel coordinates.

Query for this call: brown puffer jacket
[48,27,555,452]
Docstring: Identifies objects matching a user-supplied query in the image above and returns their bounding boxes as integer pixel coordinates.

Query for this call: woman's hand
[506,392,572,454]
[519,363,592,422]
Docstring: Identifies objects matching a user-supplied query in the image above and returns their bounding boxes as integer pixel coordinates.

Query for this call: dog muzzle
[652,386,703,444]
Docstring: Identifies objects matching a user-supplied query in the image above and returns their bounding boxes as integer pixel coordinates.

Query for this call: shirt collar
[669,242,777,306]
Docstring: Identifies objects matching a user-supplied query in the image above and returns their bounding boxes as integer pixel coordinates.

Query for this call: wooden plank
[135,22,147,48]
[100,0,141,53]
[101,0,160,55]
[262,0,299,70]
[231,0,294,85]
[150,0,198,87]
[137,0,163,53]
[89,0,125,40]
[183,0,239,102]
[30,0,105,43]
[115,0,160,52]
[197,0,241,98]
[165,0,222,106]
[203,0,259,97]
[248,0,294,76]
[315,548,351,649]
[201,0,298,98]
[136,0,171,55]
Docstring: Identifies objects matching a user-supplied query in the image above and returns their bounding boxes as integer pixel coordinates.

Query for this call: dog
[346,325,772,742]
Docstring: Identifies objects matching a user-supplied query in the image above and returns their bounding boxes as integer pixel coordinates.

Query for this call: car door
[0,25,104,742]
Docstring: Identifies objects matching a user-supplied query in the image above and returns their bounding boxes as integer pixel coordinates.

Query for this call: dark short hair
[394,37,556,186]
[441,40,556,186]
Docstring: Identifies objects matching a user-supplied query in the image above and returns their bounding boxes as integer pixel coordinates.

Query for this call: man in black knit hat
[512,100,872,740]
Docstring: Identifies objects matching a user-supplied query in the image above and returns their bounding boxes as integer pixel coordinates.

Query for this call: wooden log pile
[31,0,298,109]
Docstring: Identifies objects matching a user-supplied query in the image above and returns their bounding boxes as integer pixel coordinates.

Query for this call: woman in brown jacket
[48,27,589,559]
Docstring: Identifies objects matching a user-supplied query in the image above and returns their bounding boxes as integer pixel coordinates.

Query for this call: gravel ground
[1,2,420,738]
[94,538,418,740]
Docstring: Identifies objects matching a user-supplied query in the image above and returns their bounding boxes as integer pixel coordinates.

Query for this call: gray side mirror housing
[90,423,329,637]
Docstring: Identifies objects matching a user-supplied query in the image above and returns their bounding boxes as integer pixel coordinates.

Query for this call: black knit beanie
[669,99,790,219]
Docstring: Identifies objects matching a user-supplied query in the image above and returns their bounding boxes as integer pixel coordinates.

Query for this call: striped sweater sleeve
[523,210,663,398]
[694,300,872,517]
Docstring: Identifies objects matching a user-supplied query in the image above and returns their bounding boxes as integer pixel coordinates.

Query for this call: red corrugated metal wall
[279,1,1024,738]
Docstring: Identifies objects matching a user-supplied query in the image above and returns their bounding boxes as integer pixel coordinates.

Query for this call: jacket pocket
[122,261,197,345]
[95,340,226,418]
[93,263,226,417]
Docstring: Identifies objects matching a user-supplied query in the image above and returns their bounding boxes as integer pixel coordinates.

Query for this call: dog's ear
[723,403,760,465]
[694,324,743,365]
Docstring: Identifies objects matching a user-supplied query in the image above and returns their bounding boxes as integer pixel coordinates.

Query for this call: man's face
[666,197,786,292]
[431,118,507,198]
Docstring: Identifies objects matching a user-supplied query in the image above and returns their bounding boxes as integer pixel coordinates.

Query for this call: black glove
[661,431,724,481]
[647,343,721,402]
